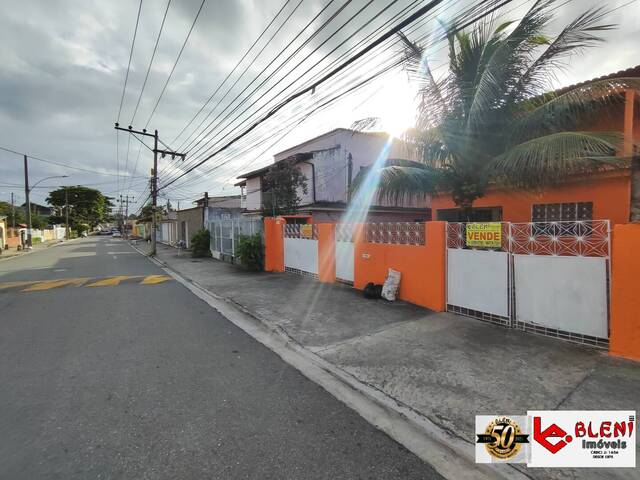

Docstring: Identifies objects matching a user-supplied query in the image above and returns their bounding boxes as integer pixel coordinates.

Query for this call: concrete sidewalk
[0,238,67,261]
[151,243,639,480]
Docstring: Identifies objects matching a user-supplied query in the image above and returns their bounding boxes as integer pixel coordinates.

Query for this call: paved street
[0,237,441,480]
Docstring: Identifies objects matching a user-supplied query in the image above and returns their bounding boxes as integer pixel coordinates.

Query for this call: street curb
[0,238,74,263]
[131,244,530,480]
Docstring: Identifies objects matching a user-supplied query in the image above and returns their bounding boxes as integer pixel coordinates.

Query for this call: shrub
[236,234,263,271]
[190,228,211,258]
[31,237,42,245]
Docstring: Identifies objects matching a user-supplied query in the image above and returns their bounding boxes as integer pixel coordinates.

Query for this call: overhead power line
[143,0,207,129]
[130,0,173,125]
[0,145,145,178]
[163,0,516,191]
[169,0,295,146]
[161,0,448,190]
[117,0,144,122]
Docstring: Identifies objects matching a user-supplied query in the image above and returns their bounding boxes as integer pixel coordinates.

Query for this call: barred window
[531,202,593,222]
[531,202,593,236]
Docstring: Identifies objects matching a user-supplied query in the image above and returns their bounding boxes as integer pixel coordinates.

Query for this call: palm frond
[514,77,640,140]
[511,6,616,103]
[465,0,554,130]
[351,163,442,205]
[350,117,382,132]
[489,131,625,188]
[376,165,444,204]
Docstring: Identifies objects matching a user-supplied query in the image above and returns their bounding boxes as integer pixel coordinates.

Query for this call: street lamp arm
[29,175,69,191]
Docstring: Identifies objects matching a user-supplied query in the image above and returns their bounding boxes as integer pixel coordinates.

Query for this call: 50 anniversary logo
[476,411,636,468]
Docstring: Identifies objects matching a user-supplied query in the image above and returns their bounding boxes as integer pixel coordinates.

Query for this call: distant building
[21,202,53,216]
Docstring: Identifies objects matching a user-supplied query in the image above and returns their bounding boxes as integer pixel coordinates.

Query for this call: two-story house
[236,128,431,222]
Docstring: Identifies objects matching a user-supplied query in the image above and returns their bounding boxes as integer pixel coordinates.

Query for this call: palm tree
[361,0,640,221]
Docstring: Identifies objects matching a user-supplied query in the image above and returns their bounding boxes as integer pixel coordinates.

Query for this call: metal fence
[209,218,263,259]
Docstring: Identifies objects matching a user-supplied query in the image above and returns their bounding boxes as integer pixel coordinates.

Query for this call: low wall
[610,223,640,361]
[354,222,447,312]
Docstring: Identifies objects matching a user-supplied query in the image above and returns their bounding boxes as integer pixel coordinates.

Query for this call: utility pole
[152,129,158,256]
[114,123,185,256]
[23,154,32,248]
[202,191,208,226]
[10,192,15,230]
[65,187,70,240]
[117,195,135,240]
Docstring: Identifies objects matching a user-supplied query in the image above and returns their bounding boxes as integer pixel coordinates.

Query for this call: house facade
[432,67,639,225]
[236,128,431,222]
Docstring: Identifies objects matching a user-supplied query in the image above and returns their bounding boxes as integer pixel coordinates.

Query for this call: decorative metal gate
[510,220,610,347]
[335,223,354,284]
[446,220,611,348]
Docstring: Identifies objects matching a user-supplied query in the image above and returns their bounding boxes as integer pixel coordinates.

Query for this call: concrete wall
[176,207,203,248]
[431,172,630,225]
[610,223,640,361]
[245,177,262,211]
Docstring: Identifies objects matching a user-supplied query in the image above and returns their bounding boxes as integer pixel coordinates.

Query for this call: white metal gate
[510,221,610,346]
[335,223,354,283]
[284,224,318,277]
[447,223,512,325]
[446,221,610,348]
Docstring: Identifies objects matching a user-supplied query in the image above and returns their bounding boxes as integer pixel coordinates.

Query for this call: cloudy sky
[0,0,638,210]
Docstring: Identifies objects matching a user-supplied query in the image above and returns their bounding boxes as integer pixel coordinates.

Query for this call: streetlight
[24,174,68,248]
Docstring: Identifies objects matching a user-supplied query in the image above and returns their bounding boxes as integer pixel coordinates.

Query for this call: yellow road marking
[140,275,172,285]
[0,281,39,290]
[86,275,139,287]
[22,278,89,292]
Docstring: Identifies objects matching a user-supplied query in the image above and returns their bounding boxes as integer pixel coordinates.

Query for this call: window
[531,202,593,222]
[531,202,593,236]
[436,207,502,222]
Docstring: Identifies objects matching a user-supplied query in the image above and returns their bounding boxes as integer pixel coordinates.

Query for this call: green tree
[136,203,166,223]
[0,201,25,226]
[46,186,114,229]
[357,1,640,220]
[262,158,308,216]
[31,214,47,230]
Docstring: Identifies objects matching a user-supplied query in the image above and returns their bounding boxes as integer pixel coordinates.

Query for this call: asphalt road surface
[0,237,442,480]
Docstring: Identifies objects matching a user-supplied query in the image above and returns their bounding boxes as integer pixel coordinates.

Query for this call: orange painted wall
[354,222,446,311]
[264,217,284,272]
[431,173,631,225]
[610,223,640,361]
[317,223,336,283]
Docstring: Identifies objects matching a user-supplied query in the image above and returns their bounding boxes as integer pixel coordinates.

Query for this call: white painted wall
[335,241,354,282]
[284,238,318,274]
[513,255,608,338]
[245,177,262,211]
[447,249,510,317]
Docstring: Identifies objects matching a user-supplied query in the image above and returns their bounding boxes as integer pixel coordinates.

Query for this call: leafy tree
[46,186,114,229]
[31,214,47,230]
[356,1,639,220]
[262,158,308,216]
[190,228,211,258]
[0,201,25,226]
[137,203,166,223]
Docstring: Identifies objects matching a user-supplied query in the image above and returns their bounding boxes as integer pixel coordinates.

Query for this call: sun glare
[376,72,418,137]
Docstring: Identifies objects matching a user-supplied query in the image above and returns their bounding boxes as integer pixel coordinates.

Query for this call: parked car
[112,231,122,238]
